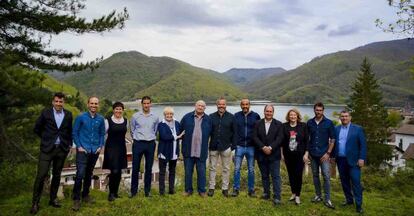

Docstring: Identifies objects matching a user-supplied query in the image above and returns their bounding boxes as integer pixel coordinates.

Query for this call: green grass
[1,170,413,216]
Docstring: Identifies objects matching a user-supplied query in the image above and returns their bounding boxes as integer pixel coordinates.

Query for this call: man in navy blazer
[333,110,367,214]
[31,92,73,214]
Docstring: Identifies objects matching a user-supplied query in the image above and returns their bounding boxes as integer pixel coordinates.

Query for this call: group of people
[30,92,367,214]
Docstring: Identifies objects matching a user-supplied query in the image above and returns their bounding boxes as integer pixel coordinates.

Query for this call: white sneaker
[289,194,296,201]
[295,196,301,205]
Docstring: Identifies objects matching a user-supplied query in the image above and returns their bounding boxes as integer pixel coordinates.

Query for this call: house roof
[402,143,414,160]
[395,124,414,136]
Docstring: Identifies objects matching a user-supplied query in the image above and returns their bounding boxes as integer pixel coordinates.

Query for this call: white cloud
[49,0,404,72]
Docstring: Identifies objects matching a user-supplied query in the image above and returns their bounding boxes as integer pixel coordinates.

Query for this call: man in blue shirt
[333,110,367,214]
[306,102,336,209]
[130,96,159,197]
[72,96,105,211]
[231,98,261,197]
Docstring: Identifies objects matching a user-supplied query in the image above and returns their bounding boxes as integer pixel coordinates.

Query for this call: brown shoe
[183,191,192,197]
[72,200,81,211]
[199,192,207,197]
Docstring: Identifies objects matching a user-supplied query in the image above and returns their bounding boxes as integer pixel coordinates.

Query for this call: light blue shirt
[131,111,159,141]
[338,123,350,157]
[53,107,65,144]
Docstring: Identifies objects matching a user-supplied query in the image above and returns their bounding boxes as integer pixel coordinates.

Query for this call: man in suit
[252,104,283,205]
[30,92,73,214]
[333,110,367,214]
[180,100,212,197]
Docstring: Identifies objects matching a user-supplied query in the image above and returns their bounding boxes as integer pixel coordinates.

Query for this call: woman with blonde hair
[280,108,309,205]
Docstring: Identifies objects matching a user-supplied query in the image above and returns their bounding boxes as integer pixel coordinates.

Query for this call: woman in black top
[281,108,309,205]
[103,102,128,201]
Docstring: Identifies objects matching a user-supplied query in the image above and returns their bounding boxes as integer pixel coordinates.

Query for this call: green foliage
[0,0,129,71]
[387,110,404,128]
[347,58,392,166]
[376,0,414,38]
[0,163,36,200]
[248,39,414,106]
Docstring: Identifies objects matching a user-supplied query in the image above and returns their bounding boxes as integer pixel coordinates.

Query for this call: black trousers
[284,151,305,196]
[131,140,156,195]
[158,158,177,194]
[108,169,122,196]
[32,146,68,204]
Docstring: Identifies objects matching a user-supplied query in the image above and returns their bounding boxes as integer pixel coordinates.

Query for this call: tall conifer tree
[347,57,392,166]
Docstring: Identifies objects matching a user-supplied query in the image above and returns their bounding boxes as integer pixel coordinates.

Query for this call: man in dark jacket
[180,100,212,197]
[30,92,73,214]
[253,104,283,205]
[208,97,236,197]
[231,98,261,197]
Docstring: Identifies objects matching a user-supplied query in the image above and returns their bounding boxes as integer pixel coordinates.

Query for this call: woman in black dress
[103,102,128,201]
[281,108,309,205]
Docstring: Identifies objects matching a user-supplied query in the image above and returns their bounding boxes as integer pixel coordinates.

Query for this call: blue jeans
[337,157,363,206]
[72,151,99,200]
[184,157,206,193]
[258,160,281,199]
[311,155,331,201]
[131,140,156,195]
[233,146,255,191]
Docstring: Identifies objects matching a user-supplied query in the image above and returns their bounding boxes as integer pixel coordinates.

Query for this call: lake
[124,101,344,122]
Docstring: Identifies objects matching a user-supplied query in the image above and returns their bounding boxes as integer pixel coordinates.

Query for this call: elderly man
[72,96,105,211]
[180,100,212,197]
[333,110,367,214]
[208,97,236,197]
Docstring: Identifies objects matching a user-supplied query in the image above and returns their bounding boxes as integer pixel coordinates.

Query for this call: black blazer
[34,107,73,153]
[253,118,283,161]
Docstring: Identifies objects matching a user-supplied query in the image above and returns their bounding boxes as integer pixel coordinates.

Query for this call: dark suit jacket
[253,118,283,161]
[34,107,73,153]
[333,123,367,167]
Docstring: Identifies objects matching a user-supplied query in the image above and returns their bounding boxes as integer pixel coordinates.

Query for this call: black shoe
[72,200,81,211]
[82,195,95,204]
[108,194,116,202]
[207,189,214,197]
[356,205,363,214]
[222,190,229,197]
[30,203,39,214]
[341,201,354,206]
[311,195,323,203]
[261,193,270,200]
[324,200,335,209]
[145,192,151,197]
[248,190,257,198]
[48,199,61,208]
[169,190,175,195]
[231,189,239,197]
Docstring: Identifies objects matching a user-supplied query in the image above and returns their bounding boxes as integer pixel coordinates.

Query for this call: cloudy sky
[50,0,404,72]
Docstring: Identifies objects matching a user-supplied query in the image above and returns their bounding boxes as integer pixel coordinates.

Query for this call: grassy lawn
[1,173,413,216]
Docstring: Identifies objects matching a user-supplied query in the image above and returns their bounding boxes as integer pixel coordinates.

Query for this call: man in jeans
[130,96,159,197]
[306,102,336,209]
[231,98,261,197]
[208,97,236,197]
[72,96,105,211]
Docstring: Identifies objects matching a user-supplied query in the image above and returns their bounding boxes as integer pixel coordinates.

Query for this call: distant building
[383,124,414,172]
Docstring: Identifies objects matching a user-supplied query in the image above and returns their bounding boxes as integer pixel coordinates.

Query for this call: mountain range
[50,39,414,106]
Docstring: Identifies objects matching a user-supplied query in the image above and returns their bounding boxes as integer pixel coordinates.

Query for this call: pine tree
[347,57,392,166]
